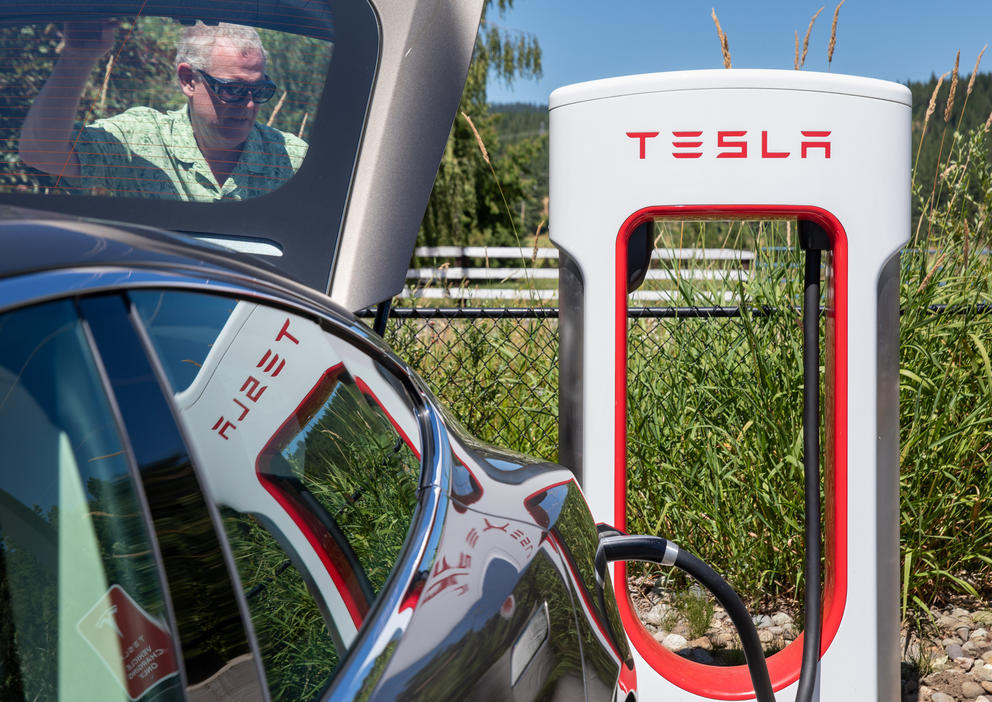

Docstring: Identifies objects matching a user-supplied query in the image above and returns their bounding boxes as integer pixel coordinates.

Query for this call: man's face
[180,39,264,152]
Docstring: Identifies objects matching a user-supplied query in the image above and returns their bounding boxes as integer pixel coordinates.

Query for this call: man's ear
[177,63,196,98]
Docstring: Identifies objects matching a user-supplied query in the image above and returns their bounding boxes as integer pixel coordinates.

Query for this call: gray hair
[175,22,269,74]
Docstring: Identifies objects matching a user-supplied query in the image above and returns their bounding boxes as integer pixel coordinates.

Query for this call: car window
[130,290,422,700]
[0,299,184,701]
[2,10,332,203]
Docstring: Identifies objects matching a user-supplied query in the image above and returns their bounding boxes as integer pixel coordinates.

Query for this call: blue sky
[486,1,992,104]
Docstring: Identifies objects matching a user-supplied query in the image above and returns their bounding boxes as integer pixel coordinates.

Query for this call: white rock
[975,664,992,682]
[758,629,774,644]
[644,603,669,627]
[771,612,793,627]
[661,634,688,652]
[752,614,772,628]
[931,692,956,702]
[973,628,990,640]
[962,680,985,698]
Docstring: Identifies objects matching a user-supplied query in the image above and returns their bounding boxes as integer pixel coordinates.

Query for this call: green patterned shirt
[70,106,307,202]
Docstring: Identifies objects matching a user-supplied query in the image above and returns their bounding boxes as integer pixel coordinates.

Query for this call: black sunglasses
[197,69,278,105]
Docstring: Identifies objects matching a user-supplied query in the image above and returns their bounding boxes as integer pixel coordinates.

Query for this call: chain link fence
[364,305,794,466]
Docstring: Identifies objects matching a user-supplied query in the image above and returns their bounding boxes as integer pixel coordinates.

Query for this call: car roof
[0,0,485,311]
[0,204,355,322]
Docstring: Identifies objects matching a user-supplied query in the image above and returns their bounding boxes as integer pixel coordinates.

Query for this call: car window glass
[0,300,183,701]
[2,11,332,203]
[131,291,421,700]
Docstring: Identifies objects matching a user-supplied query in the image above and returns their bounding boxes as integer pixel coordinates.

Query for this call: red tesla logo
[626,130,831,160]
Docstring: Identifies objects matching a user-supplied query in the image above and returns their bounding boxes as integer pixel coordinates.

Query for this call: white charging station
[550,70,910,700]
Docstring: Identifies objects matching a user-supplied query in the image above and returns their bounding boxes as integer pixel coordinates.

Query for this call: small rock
[932,655,951,672]
[959,626,974,641]
[644,603,669,626]
[689,636,712,651]
[771,612,793,627]
[661,633,688,652]
[904,640,922,660]
[932,692,956,702]
[948,643,966,660]
[918,685,932,699]
[984,681,992,694]
[752,614,772,628]
[966,641,984,657]
[976,664,992,682]
[945,637,964,648]
[768,626,784,637]
[758,629,774,644]
[712,631,735,647]
[963,681,986,698]
[976,696,990,702]
[984,651,992,664]
[953,607,973,619]
[974,628,990,640]
[939,615,960,629]
[713,610,729,621]
[974,611,992,627]
[783,628,797,641]
[958,657,976,670]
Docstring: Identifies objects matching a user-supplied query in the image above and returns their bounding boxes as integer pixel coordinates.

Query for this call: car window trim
[76,297,191,692]
[124,294,275,701]
[79,292,270,701]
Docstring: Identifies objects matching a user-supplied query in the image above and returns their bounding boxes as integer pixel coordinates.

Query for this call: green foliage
[386,316,558,460]
[419,0,544,248]
[219,374,420,700]
[899,122,992,616]
[907,70,992,226]
[222,510,339,702]
[663,587,716,641]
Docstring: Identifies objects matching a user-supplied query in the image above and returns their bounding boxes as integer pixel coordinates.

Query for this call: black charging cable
[596,534,775,702]
[796,221,828,702]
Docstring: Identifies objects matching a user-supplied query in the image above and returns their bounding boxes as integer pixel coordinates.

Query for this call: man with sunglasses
[19,21,306,202]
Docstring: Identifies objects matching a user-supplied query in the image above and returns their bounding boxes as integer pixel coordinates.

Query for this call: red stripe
[256,364,369,629]
[614,205,848,698]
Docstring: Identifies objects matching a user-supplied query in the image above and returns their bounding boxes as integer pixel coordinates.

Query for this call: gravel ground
[629,577,992,700]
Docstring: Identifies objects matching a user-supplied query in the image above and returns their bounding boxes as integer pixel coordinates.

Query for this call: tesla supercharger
[550,70,909,701]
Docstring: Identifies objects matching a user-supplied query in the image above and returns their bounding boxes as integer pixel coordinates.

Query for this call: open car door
[0,0,484,311]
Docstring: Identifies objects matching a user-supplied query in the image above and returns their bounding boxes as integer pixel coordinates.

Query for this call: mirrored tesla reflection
[0,300,184,701]
[6,16,331,202]
[131,291,421,700]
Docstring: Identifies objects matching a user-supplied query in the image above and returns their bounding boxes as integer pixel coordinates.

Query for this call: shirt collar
[169,106,265,175]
